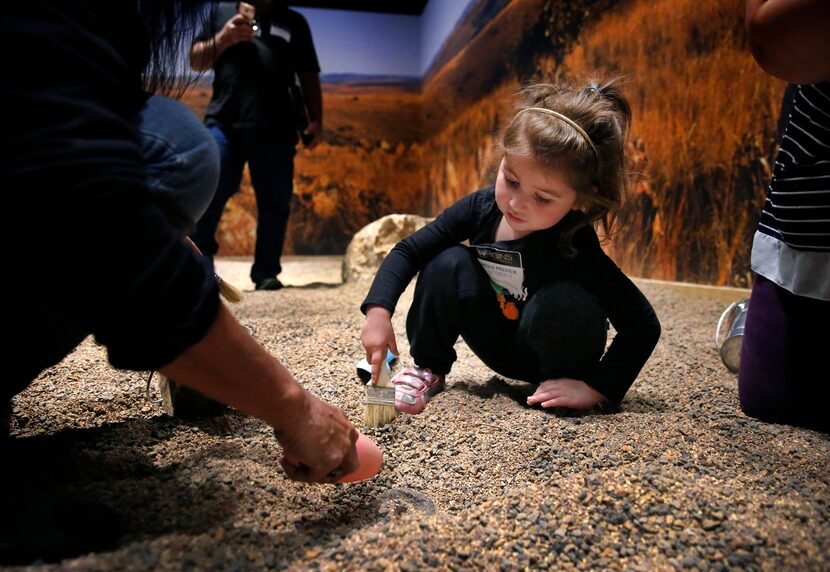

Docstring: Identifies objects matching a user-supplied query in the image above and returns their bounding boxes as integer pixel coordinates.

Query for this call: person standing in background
[740,0,830,432]
[190,0,323,291]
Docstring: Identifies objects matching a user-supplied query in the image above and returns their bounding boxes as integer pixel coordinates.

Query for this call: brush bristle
[217,275,243,303]
[364,403,396,427]
[364,362,395,427]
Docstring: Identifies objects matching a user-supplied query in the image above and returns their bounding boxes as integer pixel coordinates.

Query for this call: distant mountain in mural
[422,0,545,136]
[320,74,421,88]
[423,0,512,79]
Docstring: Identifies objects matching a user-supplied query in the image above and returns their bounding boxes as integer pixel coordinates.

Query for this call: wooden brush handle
[376,359,393,388]
[184,236,203,256]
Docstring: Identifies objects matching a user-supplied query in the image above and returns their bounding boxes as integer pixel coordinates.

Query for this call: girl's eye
[534,194,552,204]
[505,176,519,187]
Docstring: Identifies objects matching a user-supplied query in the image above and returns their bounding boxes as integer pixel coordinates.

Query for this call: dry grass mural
[560,0,784,285]
[183,0,785,286]
[290,84,424,255]
[181,82,423,257]
[421,0,784,287]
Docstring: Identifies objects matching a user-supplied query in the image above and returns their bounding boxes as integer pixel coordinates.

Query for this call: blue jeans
[134,95,219,224]
[4,96,220,402]
[190,127,296,283]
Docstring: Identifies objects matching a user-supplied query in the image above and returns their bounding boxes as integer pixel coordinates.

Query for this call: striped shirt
[752,82,830,300]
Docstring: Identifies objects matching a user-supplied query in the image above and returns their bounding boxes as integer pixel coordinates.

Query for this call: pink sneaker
[392,366,445,414]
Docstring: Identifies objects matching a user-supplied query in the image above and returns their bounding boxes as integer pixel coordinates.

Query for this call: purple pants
[739,275,830,432]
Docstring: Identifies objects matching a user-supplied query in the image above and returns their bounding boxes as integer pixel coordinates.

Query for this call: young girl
[360,78,661,414]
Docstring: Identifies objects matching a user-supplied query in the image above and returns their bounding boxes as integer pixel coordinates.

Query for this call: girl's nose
[509,195,524,212]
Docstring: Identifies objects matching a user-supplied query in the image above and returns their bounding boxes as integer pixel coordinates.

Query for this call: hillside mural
[184,0,785,287]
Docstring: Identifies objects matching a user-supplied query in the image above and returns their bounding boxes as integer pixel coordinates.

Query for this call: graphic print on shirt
[473,246,528,320]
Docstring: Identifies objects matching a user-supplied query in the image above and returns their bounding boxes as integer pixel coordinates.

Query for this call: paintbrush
[364,358,396,427]
[215,274,243,303]
[183,237,243,303]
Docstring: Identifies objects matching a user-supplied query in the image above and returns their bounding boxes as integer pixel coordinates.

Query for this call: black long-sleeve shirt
[362,187,661,403]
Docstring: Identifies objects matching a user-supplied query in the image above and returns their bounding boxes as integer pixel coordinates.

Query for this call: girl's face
[494,155,581,239]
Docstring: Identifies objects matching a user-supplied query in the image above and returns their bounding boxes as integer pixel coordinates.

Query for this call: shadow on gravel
[452,376,532,407]
[619,393,672,413]
[0,418,238,564]
[285,281,343,290]
[266,486,438,567]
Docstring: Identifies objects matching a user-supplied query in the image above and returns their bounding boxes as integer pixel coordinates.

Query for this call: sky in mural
[419,0,473,75]
[295,0,473,78]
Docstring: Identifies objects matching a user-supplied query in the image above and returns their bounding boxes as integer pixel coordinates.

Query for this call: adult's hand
[190,13,254,70]
[276,391,359,483]
[303,120,323,150]
[216,13,255,50]
[159,303,359,484]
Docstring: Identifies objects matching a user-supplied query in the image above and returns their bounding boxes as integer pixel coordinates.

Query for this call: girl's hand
[527,378,605,410]
[361,305,398,384]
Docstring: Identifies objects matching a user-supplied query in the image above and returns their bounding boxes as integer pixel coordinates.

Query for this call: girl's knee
[412,246,487,310]
[518,281,607,377]
[523,281,606,334]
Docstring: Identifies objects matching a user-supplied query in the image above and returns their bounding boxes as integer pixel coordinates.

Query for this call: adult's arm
[76,202,359,484]
[299,71,323,148]
[190,13,254,71]
[161,303,359,483]
[745,0,830,84]
[299,72,322,125]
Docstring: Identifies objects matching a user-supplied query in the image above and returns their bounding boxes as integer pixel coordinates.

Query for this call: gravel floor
[4,262,829,571]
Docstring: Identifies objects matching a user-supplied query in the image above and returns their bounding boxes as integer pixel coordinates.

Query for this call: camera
[238,2,261,37]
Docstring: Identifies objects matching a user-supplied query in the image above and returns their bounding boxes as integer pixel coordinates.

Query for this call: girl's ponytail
[584,78,632,149]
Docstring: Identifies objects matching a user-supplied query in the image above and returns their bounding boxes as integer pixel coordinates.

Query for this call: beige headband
[514,107,598,158]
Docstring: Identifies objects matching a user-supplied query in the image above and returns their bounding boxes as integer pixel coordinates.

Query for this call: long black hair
[138,0,217,95]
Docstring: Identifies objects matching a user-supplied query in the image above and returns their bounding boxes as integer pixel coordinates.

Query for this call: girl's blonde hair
[499,77,632,252]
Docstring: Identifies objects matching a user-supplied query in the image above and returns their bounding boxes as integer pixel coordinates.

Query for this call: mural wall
[184,0,785,287]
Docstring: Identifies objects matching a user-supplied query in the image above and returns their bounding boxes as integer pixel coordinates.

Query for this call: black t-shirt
[199,2,320,138]
[362,187,661,403]
[1,0,219,373]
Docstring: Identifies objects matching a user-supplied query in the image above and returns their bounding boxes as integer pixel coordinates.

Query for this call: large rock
[342,214,433,283]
